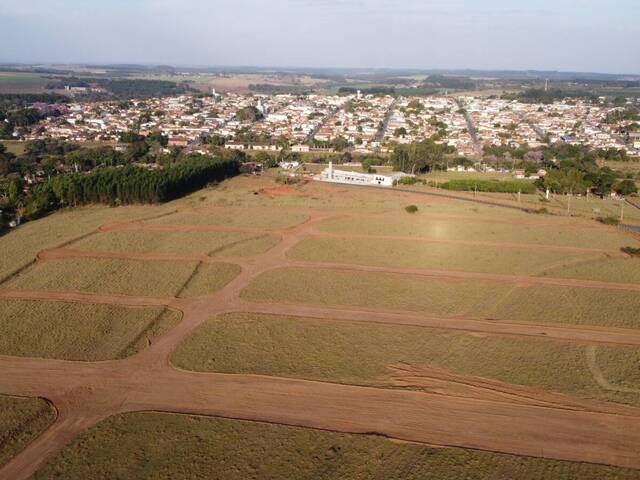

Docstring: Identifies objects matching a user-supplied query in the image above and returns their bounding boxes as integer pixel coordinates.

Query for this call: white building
[316,162,412,188]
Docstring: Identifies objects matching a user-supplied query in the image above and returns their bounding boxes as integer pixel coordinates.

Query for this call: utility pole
[621,200,625,224]
[567,191,572,216]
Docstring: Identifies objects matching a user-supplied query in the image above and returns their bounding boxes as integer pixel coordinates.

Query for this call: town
[9,90,640,159]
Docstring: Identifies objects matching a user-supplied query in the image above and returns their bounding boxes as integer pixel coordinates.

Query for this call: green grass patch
[289,236,596,276]
[33,412,640,480]
[0,395,56,467]
[173,313,640,406]
[0,300,181,361]
[242,268,640,329]
[440,179,537,194]
[5,258,240,298]
[72,230,278,257]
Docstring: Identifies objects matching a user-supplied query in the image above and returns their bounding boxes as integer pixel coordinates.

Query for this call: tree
[394,127,407,137]
[236,106,263,123]
[615,179,638,196]
[392,140,454,174]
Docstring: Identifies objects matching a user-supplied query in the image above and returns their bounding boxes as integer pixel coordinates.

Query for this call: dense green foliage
[440,179,537,194]
[22,156,238,219]
[391,140,455,173]
[503,89,597,104]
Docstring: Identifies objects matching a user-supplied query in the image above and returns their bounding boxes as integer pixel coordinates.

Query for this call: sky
[0,0,638,74]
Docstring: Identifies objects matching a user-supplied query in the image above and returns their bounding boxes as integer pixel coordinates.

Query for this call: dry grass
[72,230,279,257]
[288,236,598,276]
[0,205,173,282]
[148,210,309,230]
[318,216,637,250]
[172,313,640,406]
[0,300,181,361]
[33,412,640,480]
[4,258,240,298]
[536,257,640,284]
[0,395,56,467]
[242,268,640,329]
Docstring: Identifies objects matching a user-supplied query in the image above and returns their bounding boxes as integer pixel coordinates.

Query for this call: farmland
[0,173,640,477]
[33,413,640,480]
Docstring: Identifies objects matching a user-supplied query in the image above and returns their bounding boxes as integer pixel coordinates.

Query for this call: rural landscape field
[1,172,640,478]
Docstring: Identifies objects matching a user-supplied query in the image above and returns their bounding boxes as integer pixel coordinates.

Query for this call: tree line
[10,156,239,222]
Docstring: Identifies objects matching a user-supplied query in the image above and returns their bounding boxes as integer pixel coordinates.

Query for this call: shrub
[405,205,419,214]
[395,176,418,186]
[533,207,549,215]
[440,179,537,194]
[275,174,301,185]
[622,246,640,257]
[597,216,620,226]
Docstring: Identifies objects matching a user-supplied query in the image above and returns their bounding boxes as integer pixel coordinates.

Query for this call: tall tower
[544,79,549,92]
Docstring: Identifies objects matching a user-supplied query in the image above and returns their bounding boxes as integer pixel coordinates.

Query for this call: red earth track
[1,205,640,478]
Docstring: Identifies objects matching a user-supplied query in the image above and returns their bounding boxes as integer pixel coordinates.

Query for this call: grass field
[288,236,600,276]
[0,205,174,283]
[0,141,27,156]
[536,256,640,284]
[4,258,240,298]
[72,230,279,257]
[0,300,180,361]
[172,313,640,406]
[242,268,640,329]
[149,210,309,229]
[33,412,640,480]
[0,72,49,93]
[317,216,638,250]
[0,396,56,467]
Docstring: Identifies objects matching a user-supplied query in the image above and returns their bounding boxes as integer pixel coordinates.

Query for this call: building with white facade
[315,162,412,188]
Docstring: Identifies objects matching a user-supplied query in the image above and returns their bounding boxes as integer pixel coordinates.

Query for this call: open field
[32,412,640,480]
[0,300,180,361]
[4,257,240,298]
[0,205,174,282]
[242,268,640,329]
[173,313,640,406]
[71,230,279,257]
[0,396,56,468]
[1,141,27,156]
[2,174,640,476]
[289,236,604,275]
[401,184,640,224]
[0,72,49,93]
[317,215,638,250]
[538,256,640,284]
[148,209,310,229]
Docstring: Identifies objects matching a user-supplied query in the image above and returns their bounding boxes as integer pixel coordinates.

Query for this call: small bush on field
[597,216,620,226]
[275,174,301,185]
[395,176,418,186]
[622,246,640,257]
[405,205,419,214]
[533,208,549,215]
[440,179,537,194]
